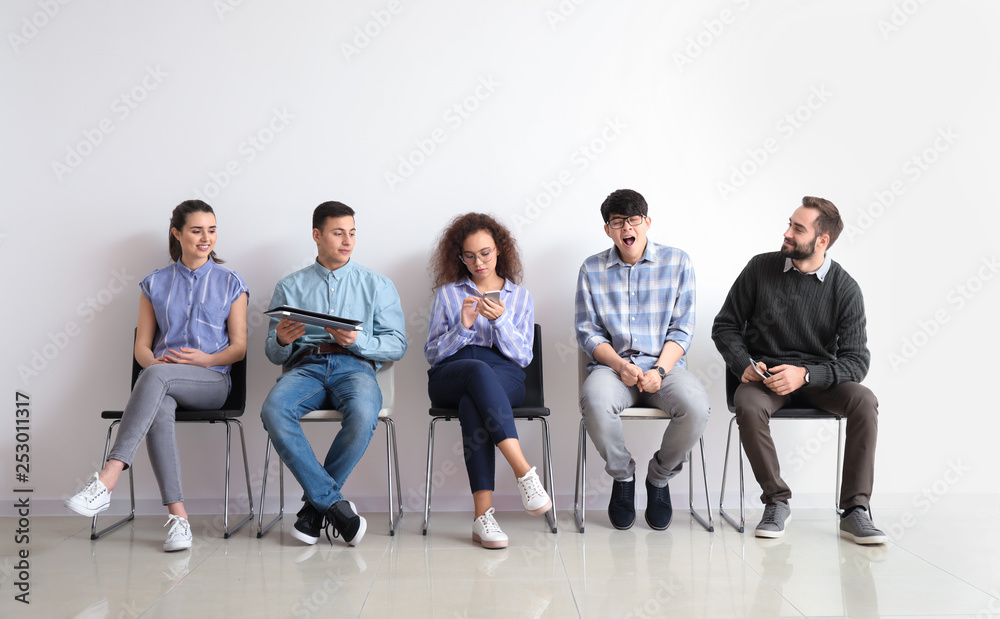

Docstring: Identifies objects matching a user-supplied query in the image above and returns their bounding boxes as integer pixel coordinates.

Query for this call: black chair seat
[101,408,244,422]
[91,330,253,540]
[719,368,846,532]
[423,324,557,534]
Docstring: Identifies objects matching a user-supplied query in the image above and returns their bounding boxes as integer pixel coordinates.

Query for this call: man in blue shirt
[575,189,710,530]
[261,202,407,546]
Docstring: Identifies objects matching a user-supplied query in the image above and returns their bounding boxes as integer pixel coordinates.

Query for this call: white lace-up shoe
[163,514,193,552]
[517,467,552,516]
[472,507,508,549]
[65,472,111,517]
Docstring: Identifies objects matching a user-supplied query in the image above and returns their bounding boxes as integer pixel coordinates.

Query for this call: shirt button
[631,317,635,321]
[330,288,335,292]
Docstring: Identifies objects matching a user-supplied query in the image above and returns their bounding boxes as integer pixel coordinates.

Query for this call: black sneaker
[291,502,323,545]
[608,478,636,530]
[644,479,673,530]
[324,500,367,547]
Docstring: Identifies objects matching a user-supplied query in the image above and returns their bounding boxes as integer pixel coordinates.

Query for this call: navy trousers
[428,346,525,493]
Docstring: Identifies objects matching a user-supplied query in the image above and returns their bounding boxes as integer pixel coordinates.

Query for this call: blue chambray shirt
[139,260,248,376]
[424,278,534,368]
[264,259,407,370]
[575,241,697,373]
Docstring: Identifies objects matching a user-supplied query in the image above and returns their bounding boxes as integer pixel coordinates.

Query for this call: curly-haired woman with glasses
[424,213,551,549]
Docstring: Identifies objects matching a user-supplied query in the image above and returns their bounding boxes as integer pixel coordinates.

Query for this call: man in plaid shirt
[575,189,710,531]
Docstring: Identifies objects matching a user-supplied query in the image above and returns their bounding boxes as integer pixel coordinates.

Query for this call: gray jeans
[580,365,710,486]
[108,364,228,505]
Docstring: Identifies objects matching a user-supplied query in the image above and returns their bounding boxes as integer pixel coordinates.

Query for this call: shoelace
[82,477,104,499]
[649,484,665,503]
[847,510,875,532]
[760,504,780,525]
[615,481,632,503]
[322,515,341,545]
[479,510,502,534]
[519,472,545,499]
[164,514,189,537]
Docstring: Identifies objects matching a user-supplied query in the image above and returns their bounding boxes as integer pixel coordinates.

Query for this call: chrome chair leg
[91,420,135,540]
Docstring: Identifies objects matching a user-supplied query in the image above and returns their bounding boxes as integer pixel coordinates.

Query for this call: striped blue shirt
[139,260,248,376]
[424,278,534,368]
[264,259,407,371]
[575,241,696,372]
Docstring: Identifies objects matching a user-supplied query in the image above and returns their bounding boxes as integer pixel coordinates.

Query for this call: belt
[300,342,374,369]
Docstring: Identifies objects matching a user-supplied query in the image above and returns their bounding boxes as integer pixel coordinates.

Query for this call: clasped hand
[619,363,662,392]
[153,347,212,366]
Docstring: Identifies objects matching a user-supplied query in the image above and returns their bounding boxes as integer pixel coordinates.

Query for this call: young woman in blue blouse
[66,200,248,552]
[425,213,551,549]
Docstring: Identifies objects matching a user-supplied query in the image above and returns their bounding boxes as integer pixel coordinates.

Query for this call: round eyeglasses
[459,247,497,265]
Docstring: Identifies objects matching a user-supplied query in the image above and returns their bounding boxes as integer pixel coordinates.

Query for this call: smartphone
[482,291,501,303]
[749,357,772,378]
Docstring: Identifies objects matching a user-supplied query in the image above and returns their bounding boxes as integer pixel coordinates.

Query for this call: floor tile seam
[355,535,396,616]
[880,540,1000,601]
[552,543,585,618]
[732,545,809,619]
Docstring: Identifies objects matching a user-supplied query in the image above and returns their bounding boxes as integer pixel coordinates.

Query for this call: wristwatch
[652,365,666,379]
[804,369,811,385]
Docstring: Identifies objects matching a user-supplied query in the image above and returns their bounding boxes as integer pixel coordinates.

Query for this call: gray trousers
[108,364,228,505]
[580,365,711,487]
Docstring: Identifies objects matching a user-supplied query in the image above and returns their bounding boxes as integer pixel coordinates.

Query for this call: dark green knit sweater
[711,252,870,390]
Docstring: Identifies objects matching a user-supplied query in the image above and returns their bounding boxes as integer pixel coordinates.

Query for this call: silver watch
[652,365,666,379]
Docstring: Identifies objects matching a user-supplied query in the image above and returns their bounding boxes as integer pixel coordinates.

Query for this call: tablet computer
[263,305,364,331]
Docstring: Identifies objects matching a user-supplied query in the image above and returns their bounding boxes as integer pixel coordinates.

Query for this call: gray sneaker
[839,508,888,545]
[755,500,791,538]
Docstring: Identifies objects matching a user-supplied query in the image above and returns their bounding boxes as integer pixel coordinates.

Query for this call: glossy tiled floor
[1,505,997,618]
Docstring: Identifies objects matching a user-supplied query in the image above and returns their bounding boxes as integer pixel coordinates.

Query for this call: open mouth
[623,235,636,247]
[196,244,211,251]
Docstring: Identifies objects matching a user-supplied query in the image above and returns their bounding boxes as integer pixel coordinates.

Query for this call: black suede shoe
[644,478,673,530]
[608,479,636,530]
[291,502,323,545]
[324,500,367,547]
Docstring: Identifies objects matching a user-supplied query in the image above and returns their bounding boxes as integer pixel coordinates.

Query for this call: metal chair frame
[572,352,715,534]
[92,343,253,540]
[423,324,557,535]
[256,362,402,537]
[718,369,845,532]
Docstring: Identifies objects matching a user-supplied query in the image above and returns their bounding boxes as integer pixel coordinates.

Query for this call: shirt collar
[459,277,512,293]
[175,259,215,278]
[605,242,657,268]
[311,258,354,280]
[783,253,831,282]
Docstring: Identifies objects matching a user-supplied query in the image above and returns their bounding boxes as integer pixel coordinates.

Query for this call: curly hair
[430,213,524,289]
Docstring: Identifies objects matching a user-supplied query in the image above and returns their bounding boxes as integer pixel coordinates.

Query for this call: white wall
[2,1,998,519]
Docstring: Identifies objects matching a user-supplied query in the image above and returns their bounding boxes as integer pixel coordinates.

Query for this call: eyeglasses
[459,247,497,265]
[606,215,646,229]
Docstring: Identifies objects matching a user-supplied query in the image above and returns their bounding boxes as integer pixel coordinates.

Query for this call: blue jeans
[260,354,381,511]
[427,346,524,493]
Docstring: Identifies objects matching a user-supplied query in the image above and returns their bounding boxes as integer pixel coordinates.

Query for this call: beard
[780,235,816,260]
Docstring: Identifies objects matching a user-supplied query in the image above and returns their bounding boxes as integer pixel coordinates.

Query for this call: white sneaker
[472,507,508,549]
[517,467,552,516]
[65,472,111,517]
[163,515,192,552]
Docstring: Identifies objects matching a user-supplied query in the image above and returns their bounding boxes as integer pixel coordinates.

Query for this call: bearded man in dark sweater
[712,196,886,545]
